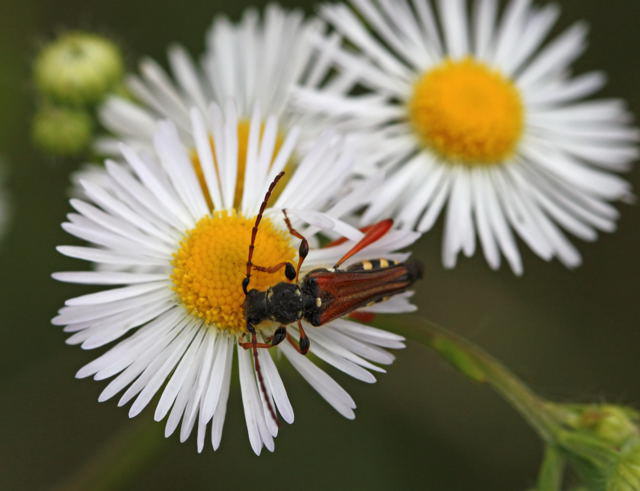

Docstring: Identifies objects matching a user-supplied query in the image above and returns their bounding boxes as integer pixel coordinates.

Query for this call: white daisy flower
[297,0,638,274]
[53,103,420,455]
[96,3,342,155]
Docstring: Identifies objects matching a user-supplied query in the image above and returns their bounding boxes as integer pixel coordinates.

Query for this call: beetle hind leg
[286,320,311,355]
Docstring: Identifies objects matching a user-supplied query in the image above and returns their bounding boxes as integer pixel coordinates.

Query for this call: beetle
[239,172,422,423]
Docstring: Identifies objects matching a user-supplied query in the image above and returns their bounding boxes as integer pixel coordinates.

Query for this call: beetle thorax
[266,282,304,325]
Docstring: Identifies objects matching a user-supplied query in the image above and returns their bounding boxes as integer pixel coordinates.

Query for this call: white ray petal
[53,271,166,285]
[128,321,198,417]
[473,0,497,60]
[518,22,588,88]
[154,326,206,422]
[279,342,356,420]
[190,109,224,211]
[211,338,234,451]
[180,330,217,443]
[438,0,469,58]
[257,349,294,424]
[238,346,271,455]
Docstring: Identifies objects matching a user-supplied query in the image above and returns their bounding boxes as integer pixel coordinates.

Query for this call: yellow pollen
[191,120,291,210]
[408,57,524,165]
[171,211,297,333]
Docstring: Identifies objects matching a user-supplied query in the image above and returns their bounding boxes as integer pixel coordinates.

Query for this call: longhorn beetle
[241,171,423,424]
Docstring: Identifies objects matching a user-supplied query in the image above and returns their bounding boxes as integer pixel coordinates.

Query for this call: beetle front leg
[239,326,288,350]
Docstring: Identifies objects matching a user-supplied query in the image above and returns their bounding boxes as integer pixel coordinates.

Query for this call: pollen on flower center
[408,57,524,165]
[172,211,297,333]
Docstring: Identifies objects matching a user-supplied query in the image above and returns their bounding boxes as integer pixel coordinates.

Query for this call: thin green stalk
[380,315,561,442]
[537,446,565,491]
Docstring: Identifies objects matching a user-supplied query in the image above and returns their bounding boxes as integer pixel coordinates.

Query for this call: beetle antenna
[248,327,280,427]
[243,172,285,427]
[243,171,286,294]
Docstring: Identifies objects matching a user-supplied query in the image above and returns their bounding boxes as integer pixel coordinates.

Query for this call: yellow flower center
[191,120,290,210]
[172,211,297,333]
[408,57,524,165]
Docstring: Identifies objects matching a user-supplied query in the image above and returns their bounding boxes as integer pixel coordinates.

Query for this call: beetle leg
[270,326,287,346]
[286,320,310,355]
[333,219,394,269]
[251,262,296,281]
[282,209,309,281]
[239,326,288,349]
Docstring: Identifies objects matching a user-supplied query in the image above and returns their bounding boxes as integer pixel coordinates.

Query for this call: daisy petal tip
[567,257,583,270]
[167,42,185,56]
[75,367,93,379]
[80,339,101,351]
[622,193,637,206]
[343,409,356,421]
[97,391,112,404]
[509,260,524,276]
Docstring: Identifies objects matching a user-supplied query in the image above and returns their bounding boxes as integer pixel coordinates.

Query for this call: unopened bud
[606,439,640,491]
[567,405,640,448]
[34,32,123,106]
[552,404,640,490]
[32,105,93,157]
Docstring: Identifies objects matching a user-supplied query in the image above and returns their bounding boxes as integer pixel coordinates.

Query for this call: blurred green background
[1,0,639,489]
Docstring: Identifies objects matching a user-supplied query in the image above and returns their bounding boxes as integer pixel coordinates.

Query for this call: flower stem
[380,315,561,443]
[537,446,565,491]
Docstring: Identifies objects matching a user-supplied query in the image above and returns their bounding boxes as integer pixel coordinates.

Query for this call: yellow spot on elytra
[191,120,292,210]
[408,57,524,165]
[379,258,389,268]
[362,261,373,271]
[171,211,296,333]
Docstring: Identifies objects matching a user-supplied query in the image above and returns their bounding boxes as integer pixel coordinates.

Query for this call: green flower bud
[34,32,123,106]
[565,405,640,448]
[549,404,640,490]
[32,105,93,157]
[606,440,640,491]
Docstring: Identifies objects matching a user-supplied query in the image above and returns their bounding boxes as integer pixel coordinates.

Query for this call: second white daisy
[298,0,638,274]
[97,4,337,155]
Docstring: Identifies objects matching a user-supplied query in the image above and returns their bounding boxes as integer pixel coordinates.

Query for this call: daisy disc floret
[172,211,296,332]
[298,0,638,274]
[409,57,524,164]
[53,103,420,455]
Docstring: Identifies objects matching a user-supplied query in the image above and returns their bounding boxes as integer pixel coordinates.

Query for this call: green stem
[53,417,165,491]
[380,315,561,443]
[537,446,565,491]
